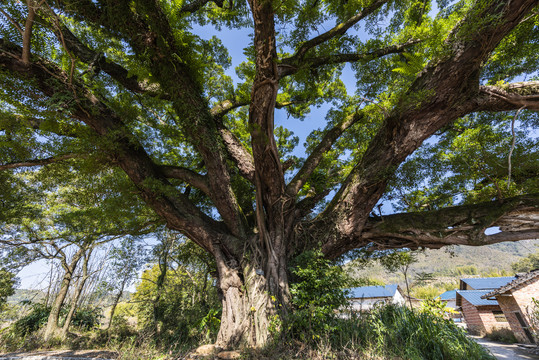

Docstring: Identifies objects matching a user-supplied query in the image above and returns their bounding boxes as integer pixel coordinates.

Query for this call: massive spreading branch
[355,194,539,253]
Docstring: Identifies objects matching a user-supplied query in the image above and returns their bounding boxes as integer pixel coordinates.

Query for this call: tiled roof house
[481,270,539,344]
[436,289,457,310]
[348,284,405,311]
[456,276,515,335]
[460,277,516,291]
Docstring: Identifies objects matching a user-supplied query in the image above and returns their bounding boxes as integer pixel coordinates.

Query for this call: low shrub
[12,303,50,336]
[286,249,351,343]
[0,325,41,353]
[486,327,518,344]
[107,314,139,342]
[69,306,103,331]
[9,303,103,337]
[355,305,494,359]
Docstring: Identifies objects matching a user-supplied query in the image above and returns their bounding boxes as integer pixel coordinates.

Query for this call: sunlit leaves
[387,111,539,212]
[0,269,16,311]
[0,0,538,233]
[482,15,539,83]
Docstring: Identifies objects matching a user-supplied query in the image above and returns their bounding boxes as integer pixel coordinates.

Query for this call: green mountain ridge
[350,239,539,286]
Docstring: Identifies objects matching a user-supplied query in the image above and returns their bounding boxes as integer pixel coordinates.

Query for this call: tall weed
[248,304,495,360]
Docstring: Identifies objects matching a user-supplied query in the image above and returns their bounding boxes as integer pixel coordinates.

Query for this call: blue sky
[192,23,360,150]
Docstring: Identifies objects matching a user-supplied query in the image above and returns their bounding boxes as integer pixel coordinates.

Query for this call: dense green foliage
[0,269,15,311]
[348,305,494,360]
[69,307,103,331]
[389,112,539,212]
[287,250,351,341]
[1,302,101,341]
[245,304,494,360]
[512,249,539,272]
[132,237,220,346]
[133,264,219,343]
[11,303,50,337]
[0,0,536,251]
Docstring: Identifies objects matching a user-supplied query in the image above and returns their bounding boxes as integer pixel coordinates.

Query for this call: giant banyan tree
[1,0,538,347]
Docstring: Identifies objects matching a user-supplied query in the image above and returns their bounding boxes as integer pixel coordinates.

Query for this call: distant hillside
[412,239,538,275]
[7,289,132,306]
[6,289,45,305]
[348,239,539,286]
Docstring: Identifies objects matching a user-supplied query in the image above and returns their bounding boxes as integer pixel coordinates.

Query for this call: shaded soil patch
[0,350,117,359]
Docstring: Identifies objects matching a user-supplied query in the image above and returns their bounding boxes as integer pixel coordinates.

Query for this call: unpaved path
[472,336,539,360]
[0,350,117,360]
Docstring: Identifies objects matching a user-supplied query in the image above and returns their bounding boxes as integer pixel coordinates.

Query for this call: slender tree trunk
[43,249,84,341]
[403,270,414,311]
[105,276,128,331]
[44,262,54,307]
[59,275,87,337]
[43,269,72,340]
[60,250,92,337]
[200,269,208,306]
[152,251,168,336]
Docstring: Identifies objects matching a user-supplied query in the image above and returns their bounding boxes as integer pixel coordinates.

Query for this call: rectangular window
[493,311,508,322]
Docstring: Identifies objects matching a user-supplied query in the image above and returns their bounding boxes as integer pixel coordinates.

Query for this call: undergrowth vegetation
[485,327,518,344]
[245,305,494,360]
[0,303,494,360]
[0,249,496,359]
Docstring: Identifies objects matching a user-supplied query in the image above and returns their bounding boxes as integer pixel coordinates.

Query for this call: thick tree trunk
[214,237,290,348]
[217,0,292,347]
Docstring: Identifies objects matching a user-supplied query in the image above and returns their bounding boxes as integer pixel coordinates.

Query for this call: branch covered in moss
[0,154,78,170]
[475,81,539,111]
[279,39,421,78]
[342,194,539,256]
[159,165,211,195]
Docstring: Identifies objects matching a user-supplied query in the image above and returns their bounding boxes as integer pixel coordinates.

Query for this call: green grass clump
[247,304,494,360]
[2,303,494,359]
[348,305,494,360]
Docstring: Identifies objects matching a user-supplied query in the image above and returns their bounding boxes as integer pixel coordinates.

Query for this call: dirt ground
[472,336,539,360]
[0,350,117,359]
